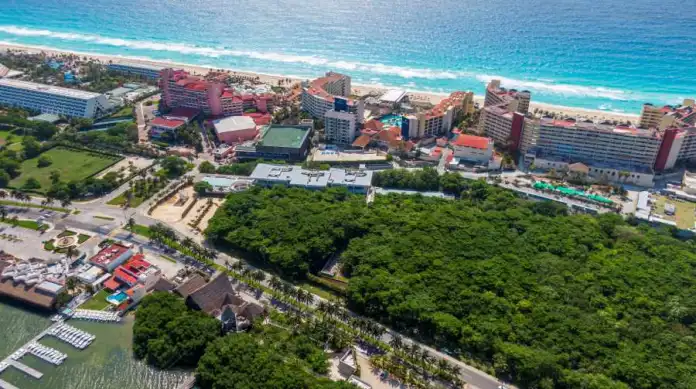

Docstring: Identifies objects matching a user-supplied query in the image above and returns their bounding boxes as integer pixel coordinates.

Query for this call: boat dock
[0,378,19,389]
[47,323,95,349]
[26,343,67,365]
[71,309,121,322]
[6,360,43,379]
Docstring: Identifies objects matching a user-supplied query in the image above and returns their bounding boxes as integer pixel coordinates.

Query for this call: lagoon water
[0,301,187,389]
[0,0,695,113]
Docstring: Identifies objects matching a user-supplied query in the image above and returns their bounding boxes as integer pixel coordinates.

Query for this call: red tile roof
[150,117,185,129]
[90,244,131,267]
[352,134,372,148]
[451,134,490,150]
[104,276,122,291]
[114,267,137,286]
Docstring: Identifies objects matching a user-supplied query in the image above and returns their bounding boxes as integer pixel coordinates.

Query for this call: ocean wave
[475,74,633,101]
[0,25,466,80]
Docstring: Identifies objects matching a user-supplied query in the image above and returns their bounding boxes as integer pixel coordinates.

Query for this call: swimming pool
[107,291,128,305]
[379,114,404,128]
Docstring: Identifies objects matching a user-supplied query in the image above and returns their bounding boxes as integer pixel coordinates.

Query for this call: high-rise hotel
[478,79,696,186]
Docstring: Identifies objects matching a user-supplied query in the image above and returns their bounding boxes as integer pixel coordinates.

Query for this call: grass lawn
[77,234,91,243]
[58,230,77,238]
[9,146,122,192]
[93,215,115,221]
[0,218,48,231]
[107,192,146,207]
[81,289,112,311]
[107,177,167,207]
[110,106,134,118]
[160,255,177,264]
[653,195,696,229]
[130,224,152,238]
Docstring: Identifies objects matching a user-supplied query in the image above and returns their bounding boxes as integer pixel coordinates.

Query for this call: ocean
[0,0,694,114]
[0,301,188,389]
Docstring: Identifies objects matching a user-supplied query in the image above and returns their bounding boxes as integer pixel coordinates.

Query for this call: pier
[6,360,43,379]
[71,309,121,322]
[0,378,19,389]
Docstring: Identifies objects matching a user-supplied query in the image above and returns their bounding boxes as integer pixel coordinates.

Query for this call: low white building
[0,78,111,118]
[450,134,494,163]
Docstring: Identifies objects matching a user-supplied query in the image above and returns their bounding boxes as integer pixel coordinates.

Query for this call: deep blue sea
[0,0,695,114]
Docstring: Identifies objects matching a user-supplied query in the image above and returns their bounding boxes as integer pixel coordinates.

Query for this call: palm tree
[0,206,6,220]
[10,215,18,226]
[126,217,135,231]
[61,198,72,209]
[182,237,195,249]
[252,270,266,283]
[66,246,76,260]
[0,190,7,199]
[390,335,404,350]
[268,275,282,290]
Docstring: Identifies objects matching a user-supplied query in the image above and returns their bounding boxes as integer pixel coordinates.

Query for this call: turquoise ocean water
[0,0,695,114]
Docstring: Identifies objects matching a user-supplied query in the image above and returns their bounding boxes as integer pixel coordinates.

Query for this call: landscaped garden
[9,146,122,191]
[107,176,168,207]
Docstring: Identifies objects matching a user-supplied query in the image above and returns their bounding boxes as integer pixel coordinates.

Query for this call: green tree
[194,181,213,196]
[198,161,216,174]
[22,136,42,159]
[22,177,41,190]
[37,155,52,168]
[160,156,188,177]
[0,170,9,188]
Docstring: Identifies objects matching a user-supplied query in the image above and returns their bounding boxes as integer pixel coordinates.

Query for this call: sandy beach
[0,42,638,122]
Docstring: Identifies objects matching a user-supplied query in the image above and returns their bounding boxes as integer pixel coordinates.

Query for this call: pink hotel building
[159,68,273,117]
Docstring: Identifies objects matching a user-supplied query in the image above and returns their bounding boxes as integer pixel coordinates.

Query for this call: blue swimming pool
[107,291,128,305]
[379,114,404,128]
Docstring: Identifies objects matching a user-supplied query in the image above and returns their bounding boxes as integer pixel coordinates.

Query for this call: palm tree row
[148,222,216,262]
[388,335,463,386]
[0,189,71,209]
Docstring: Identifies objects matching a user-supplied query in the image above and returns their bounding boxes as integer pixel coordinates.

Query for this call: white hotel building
[301,72,364,145]
[0,79,111,118]
[107,62,167,80]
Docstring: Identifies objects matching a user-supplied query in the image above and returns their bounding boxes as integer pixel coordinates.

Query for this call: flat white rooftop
[0,78,102,100]
[380,89,407,103]
[213,116,256,134]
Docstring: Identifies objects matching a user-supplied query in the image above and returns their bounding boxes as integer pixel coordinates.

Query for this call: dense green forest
[206,185,696,389]
[196,324,354,389]
[132,293,221,368]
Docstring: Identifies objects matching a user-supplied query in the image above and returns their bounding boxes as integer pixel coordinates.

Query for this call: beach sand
[0,42,638,122]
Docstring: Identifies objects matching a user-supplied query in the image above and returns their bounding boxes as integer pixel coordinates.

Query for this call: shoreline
[0,42,638,122]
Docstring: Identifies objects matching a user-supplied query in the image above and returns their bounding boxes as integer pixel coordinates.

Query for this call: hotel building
[0,78,111,118]
[159,68,273,117]
[405,91,475,139]
[639,99,696,130]
[478,104,527,151]
[324,110,358,145]
[523,119,662,186]
[107,62,167,80]
[301,72,364,144]
[484,79,531,114]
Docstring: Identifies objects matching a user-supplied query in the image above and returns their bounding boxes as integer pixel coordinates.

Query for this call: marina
[0,319,95,387]
[47,324,95,350]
